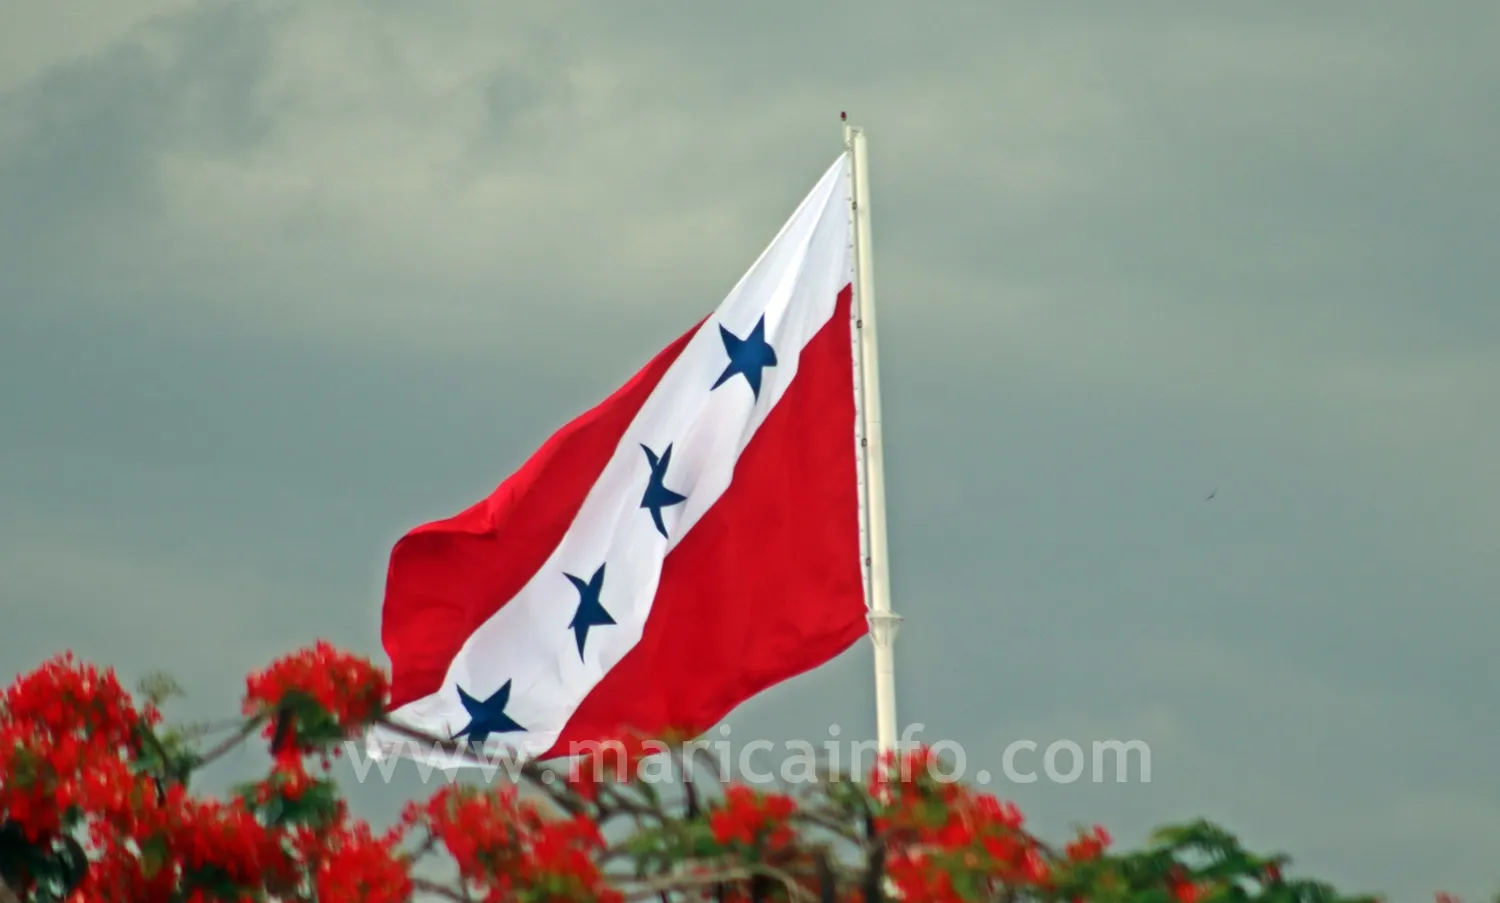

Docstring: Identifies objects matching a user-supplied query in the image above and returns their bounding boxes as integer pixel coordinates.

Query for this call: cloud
[2,3,1498,901]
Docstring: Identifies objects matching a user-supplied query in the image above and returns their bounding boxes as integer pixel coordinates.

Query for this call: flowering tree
[0,642,1403,902]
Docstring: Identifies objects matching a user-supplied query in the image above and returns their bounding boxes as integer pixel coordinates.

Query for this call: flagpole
[843,114,902,759]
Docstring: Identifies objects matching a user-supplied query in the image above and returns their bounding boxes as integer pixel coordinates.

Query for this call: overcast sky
[3,2,1497,899]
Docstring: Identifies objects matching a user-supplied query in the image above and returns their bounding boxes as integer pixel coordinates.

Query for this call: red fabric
[382,286,869,751]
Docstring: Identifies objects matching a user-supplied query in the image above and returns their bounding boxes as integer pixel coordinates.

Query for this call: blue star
[450,680,525,747]
[640,443,688,538]
[711,315,777,399]
[565,564,614,659]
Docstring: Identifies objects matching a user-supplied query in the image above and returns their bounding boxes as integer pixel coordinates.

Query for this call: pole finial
[840,111,847,121]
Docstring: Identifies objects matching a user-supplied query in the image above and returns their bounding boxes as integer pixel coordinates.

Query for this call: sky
[2,2,1497,899]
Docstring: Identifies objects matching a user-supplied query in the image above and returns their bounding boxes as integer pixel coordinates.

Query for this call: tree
[0,642,1404,902]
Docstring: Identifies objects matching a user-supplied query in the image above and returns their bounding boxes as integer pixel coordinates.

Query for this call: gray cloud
[2,2,1497,899]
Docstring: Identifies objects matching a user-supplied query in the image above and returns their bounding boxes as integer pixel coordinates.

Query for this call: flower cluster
[403,784,617,902]
[296,816,412,903]
[242,640,388,753]
[1,646,414,902]
[709,785,797,852]
[1063,824,1111,863]
[871,746,1048,901]
[0,654,157,842]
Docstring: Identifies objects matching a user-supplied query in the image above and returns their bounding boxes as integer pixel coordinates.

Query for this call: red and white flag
[377,154,868,761]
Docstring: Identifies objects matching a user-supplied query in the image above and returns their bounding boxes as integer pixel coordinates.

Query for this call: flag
[378,153,867,761]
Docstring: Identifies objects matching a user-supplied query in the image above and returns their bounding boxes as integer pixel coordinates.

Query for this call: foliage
[0,643,1406,902]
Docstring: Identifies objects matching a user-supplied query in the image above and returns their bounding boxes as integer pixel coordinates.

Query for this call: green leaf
[949,866,987,902]
[269,778,342,828]
[139,834,171,879]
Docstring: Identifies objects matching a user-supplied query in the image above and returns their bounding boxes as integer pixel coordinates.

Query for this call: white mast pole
[843,114,901,758]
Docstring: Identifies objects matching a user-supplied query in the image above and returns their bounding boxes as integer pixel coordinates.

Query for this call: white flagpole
[843,114,902,758]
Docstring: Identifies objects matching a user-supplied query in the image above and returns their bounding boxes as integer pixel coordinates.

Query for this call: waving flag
[378,153,867,761]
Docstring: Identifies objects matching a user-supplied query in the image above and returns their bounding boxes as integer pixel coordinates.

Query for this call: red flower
[307,819,413,903]
[873,750,1053,897]
[243,641,388,723]
[1173,879,1203,903]
[1064,824,1112,862]
[710,785,798,852]
[242,641,389,752]
[405,785,618,901]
